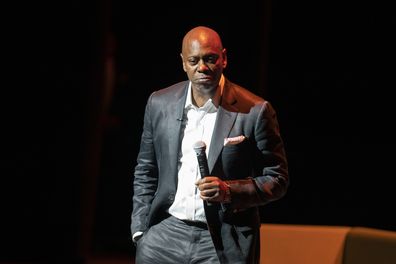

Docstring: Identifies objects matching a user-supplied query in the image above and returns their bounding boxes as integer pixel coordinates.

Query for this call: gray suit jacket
[131,78,289,263]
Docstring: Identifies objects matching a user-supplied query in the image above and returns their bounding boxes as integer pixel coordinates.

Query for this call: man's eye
[206,56,217,63]
[188,59,198,65]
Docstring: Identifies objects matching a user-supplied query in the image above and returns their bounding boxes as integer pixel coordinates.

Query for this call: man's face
[181,39,227,91]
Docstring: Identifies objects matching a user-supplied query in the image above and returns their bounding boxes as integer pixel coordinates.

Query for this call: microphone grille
[193,141,206,153]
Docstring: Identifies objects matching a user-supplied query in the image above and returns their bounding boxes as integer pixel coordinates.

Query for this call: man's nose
[197,60,209,72]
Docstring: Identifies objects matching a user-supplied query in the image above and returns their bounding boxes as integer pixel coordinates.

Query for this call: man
[131,26,289,263]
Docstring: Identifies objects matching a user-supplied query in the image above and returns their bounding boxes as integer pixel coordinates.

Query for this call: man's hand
[195,177,231,203]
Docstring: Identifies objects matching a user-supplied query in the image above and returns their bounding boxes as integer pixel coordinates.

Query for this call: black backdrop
[3,0,395,263]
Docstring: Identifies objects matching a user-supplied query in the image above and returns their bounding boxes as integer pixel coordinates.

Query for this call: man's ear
[180,53,187,72]
[222,48,228,69]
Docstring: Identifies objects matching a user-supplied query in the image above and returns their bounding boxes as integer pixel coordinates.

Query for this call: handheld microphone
[193,141,212,206]
[193,141,209,179]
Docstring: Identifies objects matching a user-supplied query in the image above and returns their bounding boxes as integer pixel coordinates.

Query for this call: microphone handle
[197,153,209,178]
[196,152,212,206]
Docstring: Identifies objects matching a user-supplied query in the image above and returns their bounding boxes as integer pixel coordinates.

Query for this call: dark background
[3,0,395,263]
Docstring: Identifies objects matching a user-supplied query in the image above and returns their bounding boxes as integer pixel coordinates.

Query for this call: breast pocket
[221,142,251,179]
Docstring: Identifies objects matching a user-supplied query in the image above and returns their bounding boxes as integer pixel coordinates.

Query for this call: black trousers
[135,215,220,264]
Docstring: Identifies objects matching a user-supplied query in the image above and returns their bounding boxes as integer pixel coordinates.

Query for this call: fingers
[195,177,219,190]
[196,177,224,202]
[200,188,218,198]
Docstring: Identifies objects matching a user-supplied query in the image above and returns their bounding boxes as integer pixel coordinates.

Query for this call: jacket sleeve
[131,93,158,234]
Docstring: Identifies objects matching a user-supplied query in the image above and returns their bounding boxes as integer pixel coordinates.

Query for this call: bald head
[182,26,224,54]
[180,26,227,98]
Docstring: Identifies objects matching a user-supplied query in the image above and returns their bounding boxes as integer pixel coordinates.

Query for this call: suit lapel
[208,81,238,173]
[167,82,189,179]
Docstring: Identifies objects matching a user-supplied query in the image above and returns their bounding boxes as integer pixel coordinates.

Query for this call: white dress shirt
[168,76,224,223]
